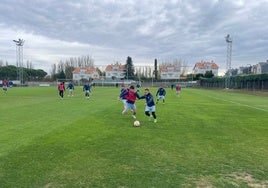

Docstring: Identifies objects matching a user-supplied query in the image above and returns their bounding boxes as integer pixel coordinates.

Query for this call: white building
[256,61,268,74]
[193,61,219,76]
[105,63,126,79]
[72,67,100,81]
[159,64,181,80]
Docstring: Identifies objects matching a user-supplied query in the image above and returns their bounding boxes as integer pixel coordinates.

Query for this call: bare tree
[51,63,57,76]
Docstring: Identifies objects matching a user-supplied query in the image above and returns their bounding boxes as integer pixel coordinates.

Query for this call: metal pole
[225,34,232,89]
[13,39,25,85]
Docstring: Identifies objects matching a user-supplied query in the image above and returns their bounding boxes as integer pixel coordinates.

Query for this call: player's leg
[156,96,160,104]
[60,90,64,98]
[122,102,130,114]
[151,106,157,122]
[152,111,156,119]
[131,104,136,119]
[122,99,127,110]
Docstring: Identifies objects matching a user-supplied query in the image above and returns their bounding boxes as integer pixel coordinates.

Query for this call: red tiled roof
[195,62,219,69]
[72,67,97,74]
[105,64,126,71]
[160,64,179,72]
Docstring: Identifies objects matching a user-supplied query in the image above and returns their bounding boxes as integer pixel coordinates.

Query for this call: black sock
[152,112,156,119]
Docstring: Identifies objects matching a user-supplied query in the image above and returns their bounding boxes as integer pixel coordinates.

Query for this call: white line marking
[208,96,268,113]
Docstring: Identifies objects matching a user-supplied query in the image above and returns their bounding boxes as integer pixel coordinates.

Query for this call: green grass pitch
[0,86,268,187]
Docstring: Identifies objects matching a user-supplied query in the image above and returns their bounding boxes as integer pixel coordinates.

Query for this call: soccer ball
[133,120,140,127]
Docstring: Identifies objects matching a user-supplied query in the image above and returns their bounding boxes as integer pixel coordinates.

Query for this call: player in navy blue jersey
[138,88,157,123]
[67,82,74,97]
[83,82,91,99]
[156,86,166,104]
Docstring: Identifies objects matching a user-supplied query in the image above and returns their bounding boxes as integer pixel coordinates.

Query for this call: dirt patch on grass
[226,172,268,188]
[195,177,213,188]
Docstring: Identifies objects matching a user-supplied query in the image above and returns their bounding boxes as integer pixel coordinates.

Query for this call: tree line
[0,65,47,81]
[1,55,193,82]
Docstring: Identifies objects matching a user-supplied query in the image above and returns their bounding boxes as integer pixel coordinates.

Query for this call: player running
[176,84,181,97]
[58,82,65,99]
[120,85,139,119]
[138,88,157,123]
[156,86,166,104]
[83,82,91,99]
[67,82,74,97]
[2,79,8,93]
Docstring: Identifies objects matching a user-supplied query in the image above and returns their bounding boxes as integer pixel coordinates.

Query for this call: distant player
[67,82,74,97]
[138,88,157,123]
[83,82,91,99]
[121,85,139,119]
[156,86,166,104]
[2,79,8,93]
[58,82,65,99]
[176,84,181,97]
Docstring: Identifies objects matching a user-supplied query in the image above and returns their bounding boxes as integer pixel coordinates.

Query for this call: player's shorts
[126,102,136,110]
[2,86,7,91]
[69,89,73,92]
[145,105,155,112]
[122,99,127,105]
[157,95,165,100]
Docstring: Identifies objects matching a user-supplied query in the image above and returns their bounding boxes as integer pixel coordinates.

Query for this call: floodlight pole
[225,34,232,89]
[13,38,25,85]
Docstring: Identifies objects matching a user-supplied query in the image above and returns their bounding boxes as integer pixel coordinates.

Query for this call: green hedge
[200,74,268,90]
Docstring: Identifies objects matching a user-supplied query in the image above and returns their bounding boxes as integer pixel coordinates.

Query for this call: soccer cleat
[132,115,136,119]
[154,119,157,123]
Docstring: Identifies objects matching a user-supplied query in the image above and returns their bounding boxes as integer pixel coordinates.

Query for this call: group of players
[57,81,182,124]
[118,84,181,124]
[57,82,91,99]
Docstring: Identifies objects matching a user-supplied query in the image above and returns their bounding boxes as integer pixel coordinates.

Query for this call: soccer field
[1,86,268,187]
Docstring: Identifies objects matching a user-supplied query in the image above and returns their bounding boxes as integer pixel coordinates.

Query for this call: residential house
[159,63,181,80]
[256,60,268,74]
[193,61,219,76]
[72,67,100,81]
[237,66,250,74]
[105,63,126,79]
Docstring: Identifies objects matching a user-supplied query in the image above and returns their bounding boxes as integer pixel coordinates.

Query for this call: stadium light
[225,34,232,89]
[13,38,25,85]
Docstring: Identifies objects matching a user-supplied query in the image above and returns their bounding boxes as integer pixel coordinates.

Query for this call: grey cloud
[0,0,268,73]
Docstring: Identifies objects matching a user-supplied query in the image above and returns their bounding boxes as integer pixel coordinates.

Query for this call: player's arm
[120,89,128,98]
[137,93,145,100]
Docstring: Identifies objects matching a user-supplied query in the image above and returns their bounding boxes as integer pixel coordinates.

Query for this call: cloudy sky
[1,0,268,75]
